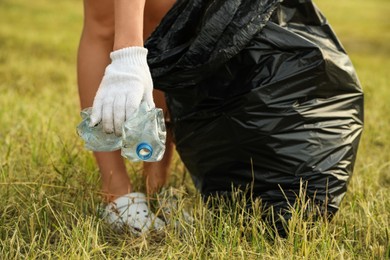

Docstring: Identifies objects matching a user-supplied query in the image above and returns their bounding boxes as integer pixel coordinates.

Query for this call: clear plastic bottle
[76,108,122,151]
[121,105,166,162]
[76,105,166,162]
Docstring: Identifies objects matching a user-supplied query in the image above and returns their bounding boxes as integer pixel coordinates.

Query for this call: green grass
[0,0,389,258]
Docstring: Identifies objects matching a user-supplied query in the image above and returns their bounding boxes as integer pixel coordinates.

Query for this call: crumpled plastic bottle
[76,108,122,152]
[77,104,166,162]
[121,105,166,162]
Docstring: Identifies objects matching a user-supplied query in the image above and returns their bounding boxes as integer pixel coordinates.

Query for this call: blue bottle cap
[136,142,153,160]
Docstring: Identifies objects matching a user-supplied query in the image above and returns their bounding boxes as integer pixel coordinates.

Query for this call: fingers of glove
[90,97,103,127]
[143,89,155,111]
[102,97,115,134]
[125,92,142,120]
[113,95,126,136]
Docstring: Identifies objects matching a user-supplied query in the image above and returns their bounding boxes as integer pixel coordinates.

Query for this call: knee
[82,1,115,42]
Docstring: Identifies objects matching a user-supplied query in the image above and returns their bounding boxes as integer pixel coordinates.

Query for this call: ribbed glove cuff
[110,46,148,66]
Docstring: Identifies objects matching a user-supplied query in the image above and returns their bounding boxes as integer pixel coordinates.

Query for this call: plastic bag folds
[146,0,364,226]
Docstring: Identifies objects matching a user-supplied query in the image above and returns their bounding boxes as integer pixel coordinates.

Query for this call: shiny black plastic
[146,0,363,224]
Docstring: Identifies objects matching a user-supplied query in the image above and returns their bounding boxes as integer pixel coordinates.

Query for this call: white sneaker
[103,192,165,235]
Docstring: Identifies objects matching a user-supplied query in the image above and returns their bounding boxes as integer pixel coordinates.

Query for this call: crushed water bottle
[76,104,166,162]
[76,108,122,151]
[121,105,166,162]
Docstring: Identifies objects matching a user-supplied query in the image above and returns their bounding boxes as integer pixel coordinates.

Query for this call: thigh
[144,0,176,39]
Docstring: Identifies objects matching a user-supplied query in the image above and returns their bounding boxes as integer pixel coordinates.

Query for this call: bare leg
[77,0,176,201]
[144,90,175,194]
[143,0,176,195]
[78,0,131,202]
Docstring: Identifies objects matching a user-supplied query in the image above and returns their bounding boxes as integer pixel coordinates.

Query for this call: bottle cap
[136,142,153,160]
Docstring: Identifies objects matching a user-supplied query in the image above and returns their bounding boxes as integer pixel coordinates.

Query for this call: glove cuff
[110,46,148,66]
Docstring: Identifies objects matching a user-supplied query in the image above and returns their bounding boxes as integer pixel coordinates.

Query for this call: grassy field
[0,0,389,259]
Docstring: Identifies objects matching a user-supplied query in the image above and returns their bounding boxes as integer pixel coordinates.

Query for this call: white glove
[90,47,155,136]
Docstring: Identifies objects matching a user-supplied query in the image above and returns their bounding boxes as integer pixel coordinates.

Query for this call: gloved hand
[90,46,155,136]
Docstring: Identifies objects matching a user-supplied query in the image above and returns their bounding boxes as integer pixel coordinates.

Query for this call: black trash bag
[146,0,363,232]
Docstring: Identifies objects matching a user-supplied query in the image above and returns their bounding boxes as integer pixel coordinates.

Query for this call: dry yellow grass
[0,0,389,258]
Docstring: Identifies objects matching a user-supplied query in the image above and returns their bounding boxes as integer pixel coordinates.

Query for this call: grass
[0,0,389,258]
